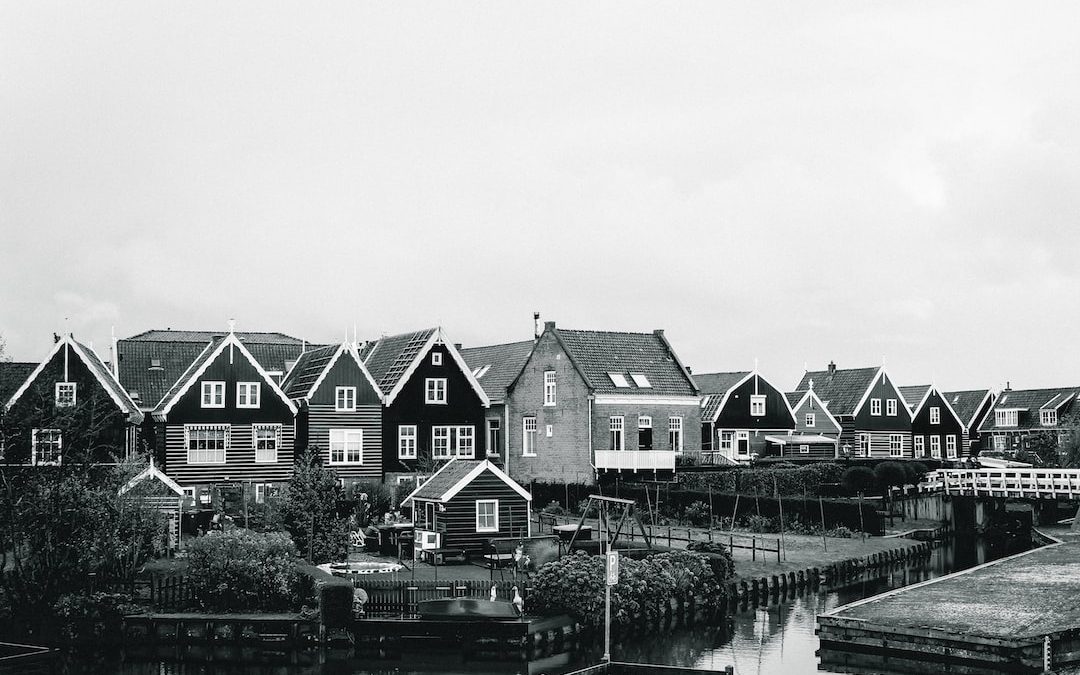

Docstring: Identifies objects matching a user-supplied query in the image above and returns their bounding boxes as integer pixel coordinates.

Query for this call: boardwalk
[922,468,1080,499]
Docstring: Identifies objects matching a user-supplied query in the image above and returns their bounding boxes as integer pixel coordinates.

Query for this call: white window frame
[993,434,1007,451]
[889,434,903,457]
[31,428,62,465]
[201,381,225,408]
[398,425,417,459]
[887,399,897,416]
[544,371,557,406]
[254,484,267,504]
[335,386,357,412]
[870,398,882,416]
[805,413,815,427]
[610,416,624,452]
[914,435,925,456]
[736,430,750,457]
[630,373,652,388]
[181,487,196,507]
[607,373,630,388]
[750,395,766,417]
[425,378,448,404]
[930,435,941,459]
[799,444,810,454]
[522,417,537,456]
[55,382,77,408]
[638,415,652,428]
[432,425,475,459]
[237,382,261,409]
[669,416,683,454]
[185,424,229,464]
[486,418,501,457]
[995,410,1018,427]
[719,431,733,452]
[476,499,499,533]
[253,423,281,463]
[431,352,442,366]
[329,429,364,464]
[1041,410,1057,426]
[930,407,941,425]
[859,433,870,456]
[946,435,958,459]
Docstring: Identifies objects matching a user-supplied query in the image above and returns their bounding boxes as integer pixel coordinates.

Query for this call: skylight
[630,373,651,388]
[608,372,630,388]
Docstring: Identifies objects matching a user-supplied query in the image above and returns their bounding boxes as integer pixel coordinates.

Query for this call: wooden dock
[818,530,1080,673]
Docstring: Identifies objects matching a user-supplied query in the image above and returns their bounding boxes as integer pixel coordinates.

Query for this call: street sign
[606,551,619,585]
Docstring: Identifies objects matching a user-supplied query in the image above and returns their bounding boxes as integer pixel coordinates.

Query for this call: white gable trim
[5,337,67,410]
[119,459,185,496]
[71,340,142,419]
[400,457,460,506]
[791,389,843,433]
[442,459,532,502]
[382,328,491,408]
[158,333,298,418]
[851,368,914,421]
[305,343,384,402]
[917,386,966,433]
[963,390,995,429]
[709,371,755,424]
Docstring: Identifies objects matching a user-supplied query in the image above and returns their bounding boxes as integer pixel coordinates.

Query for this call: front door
[736,431,750,457]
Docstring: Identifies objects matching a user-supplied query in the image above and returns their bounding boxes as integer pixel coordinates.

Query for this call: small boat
[417,598,520,621]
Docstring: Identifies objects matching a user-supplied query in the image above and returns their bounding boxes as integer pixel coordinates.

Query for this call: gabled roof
[795,366,881,417]
[945,389,995,428]
[152,333,298,419]
[696,371,751,421]
[784,391,803,407]
[119,458,184,496]
[126,329,304,345]
[532,326,697,397]
[5,335,143,423]
[401,458,531,504]
[904,384,965,430]
[359,327,489,407]
[460,340,535,404]
[281,343,382,401]
[899,385,931,412]
[979,386,1080,432]
[0,362,37,404]
[786,389,842,432]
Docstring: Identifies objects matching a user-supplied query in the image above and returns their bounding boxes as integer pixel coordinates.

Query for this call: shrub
[319,579,355,628]
[840,466,875,495]
[825,526,854,538]
[744,514,778,533]
[187,529,298,612]
[682,501,711,527]
[874,462,907,490]
[281,449,351,563]
[53,591,142,641]
[686,541,735,582]
[905,462,930,485]
[541,500,567,516]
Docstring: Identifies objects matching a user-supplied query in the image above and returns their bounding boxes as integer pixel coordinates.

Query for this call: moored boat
[417,598,521,621]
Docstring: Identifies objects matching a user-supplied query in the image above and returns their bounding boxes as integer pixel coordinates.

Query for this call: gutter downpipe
[589,395,597,481]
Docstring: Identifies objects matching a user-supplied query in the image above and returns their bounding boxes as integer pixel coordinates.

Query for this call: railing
[920,468,1080,498]
[594,450,676,472]
[360,579,531,617]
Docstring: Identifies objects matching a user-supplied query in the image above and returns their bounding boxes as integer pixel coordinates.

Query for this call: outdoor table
[552,524,592,541]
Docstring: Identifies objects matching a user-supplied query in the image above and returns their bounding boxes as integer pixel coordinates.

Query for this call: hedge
[319,579,355,628]
[187,529,298,612]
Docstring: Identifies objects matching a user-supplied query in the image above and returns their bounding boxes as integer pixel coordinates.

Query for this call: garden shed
[402,459,532,561]
[119,458,185,551]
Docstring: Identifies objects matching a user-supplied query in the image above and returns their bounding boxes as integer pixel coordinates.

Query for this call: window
[398,425,417,459]
[995,410,1018,427]
[719,431,733,452]
[186,424,228,464]
[335,386,357,412]
[432,352,442,366]
[254,424,280,463]
[929,435,941,458]
[544,371,557,406]
[254,484,267,504]
[201,382,225,408]
[638,416,653,450]
[181,487,196,507]
[330,429,363,464]
[1041,410,1057,426]
[607,373,630,388]
[669,416,683,454]
[610,416,624,451]
[736,431,750,456]
[31,429,62,465]
[930,407,941,425]
[890,434,903,457]
[432,425,475,459]
[750,395,766,417]
[914,436,925,457]
[425,378,447,404]
[805,413,816,428]
[946,435,957,459]
[486,419,502,456]
[630,373,651,388]
[859,433,870,456]
[237,382,260,408]
[887,399,897,416]
[55,382,76,407]
[994,435,1007,451]
[522,417,537,456]
[476,499,499,533]
[799,444,810,454]
[870,398,882,416]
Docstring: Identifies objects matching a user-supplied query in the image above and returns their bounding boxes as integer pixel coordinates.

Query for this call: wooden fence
[358,579,532,617]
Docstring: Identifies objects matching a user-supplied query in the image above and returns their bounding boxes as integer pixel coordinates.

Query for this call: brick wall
[591,402,701,454]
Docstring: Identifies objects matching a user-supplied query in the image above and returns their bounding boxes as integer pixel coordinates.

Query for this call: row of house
[0,322,1072,502]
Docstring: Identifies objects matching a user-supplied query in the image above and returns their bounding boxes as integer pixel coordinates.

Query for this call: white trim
[707,371,755,423]
[750,394,766,417]
[789,389,842,433]
[302,343,384,402]
[335,386,357,412]
[476,499,499,533]
[852,368,914,421]
[431,352,442,366]
[253,423,281,463]
[522,416,537,456]
[31,428,62,466]
[236,382,261,409]
[425,377,448,404]
[593,394,701,406]
[543,370,557,406]
[962,390,996,430]
[185,424,229,464]
[400,456,461,505]
[443,459,533,502]
[201,381,226,408]
[55,381,77,407]
[329,428,364,464]
[378,328,490,408]
[913,386,967,433]
[431,424,475,459]
[120,459,184,496]
[398,425,418,459]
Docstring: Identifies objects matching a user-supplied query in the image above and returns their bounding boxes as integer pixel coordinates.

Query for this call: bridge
[920,468,1080,500]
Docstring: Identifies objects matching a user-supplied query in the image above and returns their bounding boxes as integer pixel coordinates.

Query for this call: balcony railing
[594,450,676,472]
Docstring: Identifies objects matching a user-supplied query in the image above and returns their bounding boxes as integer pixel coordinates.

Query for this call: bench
[421,547,467,566]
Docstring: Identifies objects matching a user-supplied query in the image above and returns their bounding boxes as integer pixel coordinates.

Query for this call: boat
[416,598,521,621]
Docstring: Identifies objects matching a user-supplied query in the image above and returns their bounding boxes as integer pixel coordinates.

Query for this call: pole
[603,503,611,663]
[775,475,787,562]
[858,492,866,542]
[731,493,740,531]
[708,485,714,532]
[818,494,828,552]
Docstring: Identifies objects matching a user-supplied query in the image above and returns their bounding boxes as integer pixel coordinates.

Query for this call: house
[783,386,842,459]
[977,386,1080,456]
[901,385,966,460]
[944,389,996,455]
[359,328,490,487]
[503,322,700,486]
[119,458,185,550]
[401,458,532,558]
[0,361,36,461]
[2,334,143,465]
[281,342,383,485]
[794,362,913,459]
[697,370,796,463]
[460,339,535,464]
[150,331,299,508]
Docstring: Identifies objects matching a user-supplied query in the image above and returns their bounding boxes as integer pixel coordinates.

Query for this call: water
[60,535,1032,674]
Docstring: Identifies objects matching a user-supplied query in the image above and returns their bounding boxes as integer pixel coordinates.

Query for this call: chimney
[534,312,541,340]
[544,321,556,332]
[828,360,837,376]
[1005,381,1012,392]
[454,343,462,351]
[654,329,664,337]
[686,366,693,375]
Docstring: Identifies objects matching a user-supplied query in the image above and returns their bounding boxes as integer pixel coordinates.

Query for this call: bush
[680,463,846,497]
[319,579,355,629]
[682,501,711,527]
[541,500,567,516]
[874,462,907,490]
[825,526,854,538]
[686,541,735,582]
[281,449,351,563]
[53,591,142,641]
[841,466,875,495]
[187,529,298,612]
[904,462,929,486]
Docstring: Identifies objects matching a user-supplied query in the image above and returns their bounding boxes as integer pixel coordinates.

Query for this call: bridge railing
[920,468,1080,497]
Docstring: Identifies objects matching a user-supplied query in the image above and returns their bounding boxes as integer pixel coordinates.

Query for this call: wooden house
[281,342,384,485]
[3,334,143,465]
[119,458,185,551]
[402,458,532,558]
[783,387,842,459]
[794,363,913,459]
[697,370,796,463]
[944,389,995,456]
[460,339,536,465]
[977,386,1079,456]
[901,385,965,460]
[359,328,490,487]
[151,331,298,507]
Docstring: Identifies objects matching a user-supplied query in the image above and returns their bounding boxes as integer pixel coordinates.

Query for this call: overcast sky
[2,2,1078,392]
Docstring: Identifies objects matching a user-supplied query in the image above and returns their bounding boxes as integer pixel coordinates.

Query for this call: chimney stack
[454,343,462,351]
[1005,381,1012,392]
[828,360,837,376]
[534,312,541,340]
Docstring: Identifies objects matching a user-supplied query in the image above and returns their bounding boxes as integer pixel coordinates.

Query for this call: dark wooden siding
[308,354,381,406]
[911,390,964,459]
[164,422,295,486]
[306,403,382,480]
[714,374,796,431]
[167,347,294,424]
[791,396,842,435]
[437,471,529,555]
[853,373,912,433]
[966,396,995,456]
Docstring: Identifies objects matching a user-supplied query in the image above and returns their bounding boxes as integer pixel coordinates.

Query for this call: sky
[2,2,1079,393]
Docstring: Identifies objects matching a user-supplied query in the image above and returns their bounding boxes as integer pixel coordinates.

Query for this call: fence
[357,579,532,617]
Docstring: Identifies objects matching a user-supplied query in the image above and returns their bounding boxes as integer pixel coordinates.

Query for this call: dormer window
[55,382,76,407]
[750,395,766,417]
[930,407,940,424]
[870,398,882,416]
[630,373,651,388]
[336,386,357,412]
[236,382,261,408]
[608,373,630,388]
[432,352,442,366]
[201,382,225,408]
[149,358,163,370]
[995,409,1018,427]
[1041,410,1057,426]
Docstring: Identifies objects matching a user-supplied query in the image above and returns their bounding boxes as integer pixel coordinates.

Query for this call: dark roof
[151,340,219,415]
[359,328,438,393]
[794,367,880,417]
[552,328,697,396]
[410,460,483,501]
[0,362,36,403]
[696,371,751,420]
[900,385,931,411]
[785,391,805,407]
[281,344,340,399]
[126,330,304,345]
[74,338,142,418]
[944,389,993,427]
[460,341,534,403]
[980,386,1080,432]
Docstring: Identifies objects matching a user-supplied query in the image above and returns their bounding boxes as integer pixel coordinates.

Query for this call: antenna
[228,318,236,333]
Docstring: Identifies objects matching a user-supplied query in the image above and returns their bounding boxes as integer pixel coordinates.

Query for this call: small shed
[119,459,185,551]
[402,459,532,559]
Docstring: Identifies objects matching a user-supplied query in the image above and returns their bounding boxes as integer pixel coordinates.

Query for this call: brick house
[460,340,535,465]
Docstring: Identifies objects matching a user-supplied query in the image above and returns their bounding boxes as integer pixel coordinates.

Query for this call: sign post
[604,550,618,662]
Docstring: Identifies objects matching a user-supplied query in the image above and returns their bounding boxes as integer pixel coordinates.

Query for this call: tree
[280,448,350,564]
[1024,431,1061,468]
[1062,430,1080,469]
[840,466,875,495]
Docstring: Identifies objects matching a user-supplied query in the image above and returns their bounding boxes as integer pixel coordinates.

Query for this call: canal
[61,534,1033,674]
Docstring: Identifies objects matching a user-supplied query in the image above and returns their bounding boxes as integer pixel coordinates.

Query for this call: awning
[764,434,837,445]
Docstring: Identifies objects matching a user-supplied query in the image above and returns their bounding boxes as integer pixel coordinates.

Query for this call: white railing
[594,450,676,472]
[920,468,1080,498]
